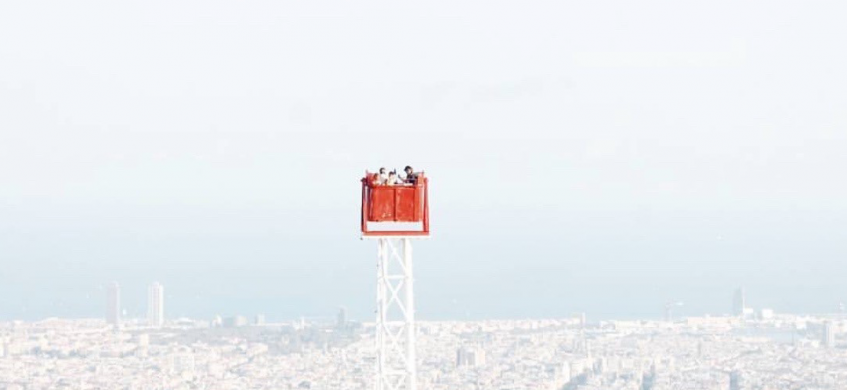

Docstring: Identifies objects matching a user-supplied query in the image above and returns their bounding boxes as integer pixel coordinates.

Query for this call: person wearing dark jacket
[403,166,418,185]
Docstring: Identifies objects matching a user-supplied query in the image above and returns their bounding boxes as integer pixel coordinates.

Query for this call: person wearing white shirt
[375,167,389,185]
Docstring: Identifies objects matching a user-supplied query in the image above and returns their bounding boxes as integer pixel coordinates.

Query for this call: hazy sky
[1,1,846,321]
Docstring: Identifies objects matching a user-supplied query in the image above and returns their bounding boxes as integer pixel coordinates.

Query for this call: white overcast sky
[1,1,846,320]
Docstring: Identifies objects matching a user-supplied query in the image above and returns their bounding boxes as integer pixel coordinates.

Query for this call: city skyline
[72,284,847,325]
[1,313,844,389]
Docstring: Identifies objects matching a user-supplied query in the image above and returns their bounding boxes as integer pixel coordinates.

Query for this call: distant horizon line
[6,311,847,325]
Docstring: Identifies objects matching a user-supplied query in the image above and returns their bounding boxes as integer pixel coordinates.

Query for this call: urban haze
[1,1,846,389]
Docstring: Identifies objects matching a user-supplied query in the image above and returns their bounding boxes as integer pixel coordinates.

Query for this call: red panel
[369,187,395,221]
[394,187,418,222]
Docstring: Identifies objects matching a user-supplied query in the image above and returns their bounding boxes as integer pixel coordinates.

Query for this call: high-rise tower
[732,287,745,317]
[148,282,164,328]
[823,321,836,348]
[106,282,121,327]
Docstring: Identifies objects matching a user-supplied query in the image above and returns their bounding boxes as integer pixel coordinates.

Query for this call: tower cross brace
[375,237,417,390]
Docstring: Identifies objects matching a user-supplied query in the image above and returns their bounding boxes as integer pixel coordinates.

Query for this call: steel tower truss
[375,237,417,390]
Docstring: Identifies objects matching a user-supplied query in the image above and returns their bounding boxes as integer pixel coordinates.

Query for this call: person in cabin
[376,167,389,185]
[403,165,419,185]
[387,170,403,186]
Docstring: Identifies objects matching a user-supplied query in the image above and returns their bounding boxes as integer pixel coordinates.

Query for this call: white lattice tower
[375,237,417,390]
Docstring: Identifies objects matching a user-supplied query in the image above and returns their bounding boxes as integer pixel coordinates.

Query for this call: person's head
[379,167,386,174]
[404,166,413,175]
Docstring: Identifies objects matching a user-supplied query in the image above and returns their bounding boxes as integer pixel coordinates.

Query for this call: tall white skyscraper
[148,282,164,328]
[337,307,347,328]
[822,321,835,348]
[106,282,121,327]
[733,287,745,316]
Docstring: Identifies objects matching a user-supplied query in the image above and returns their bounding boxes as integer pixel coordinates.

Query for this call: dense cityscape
[4,0,847,388]
[1,283,845,390]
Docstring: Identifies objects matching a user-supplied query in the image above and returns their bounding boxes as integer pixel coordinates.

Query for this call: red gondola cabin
[361,171,430,237]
